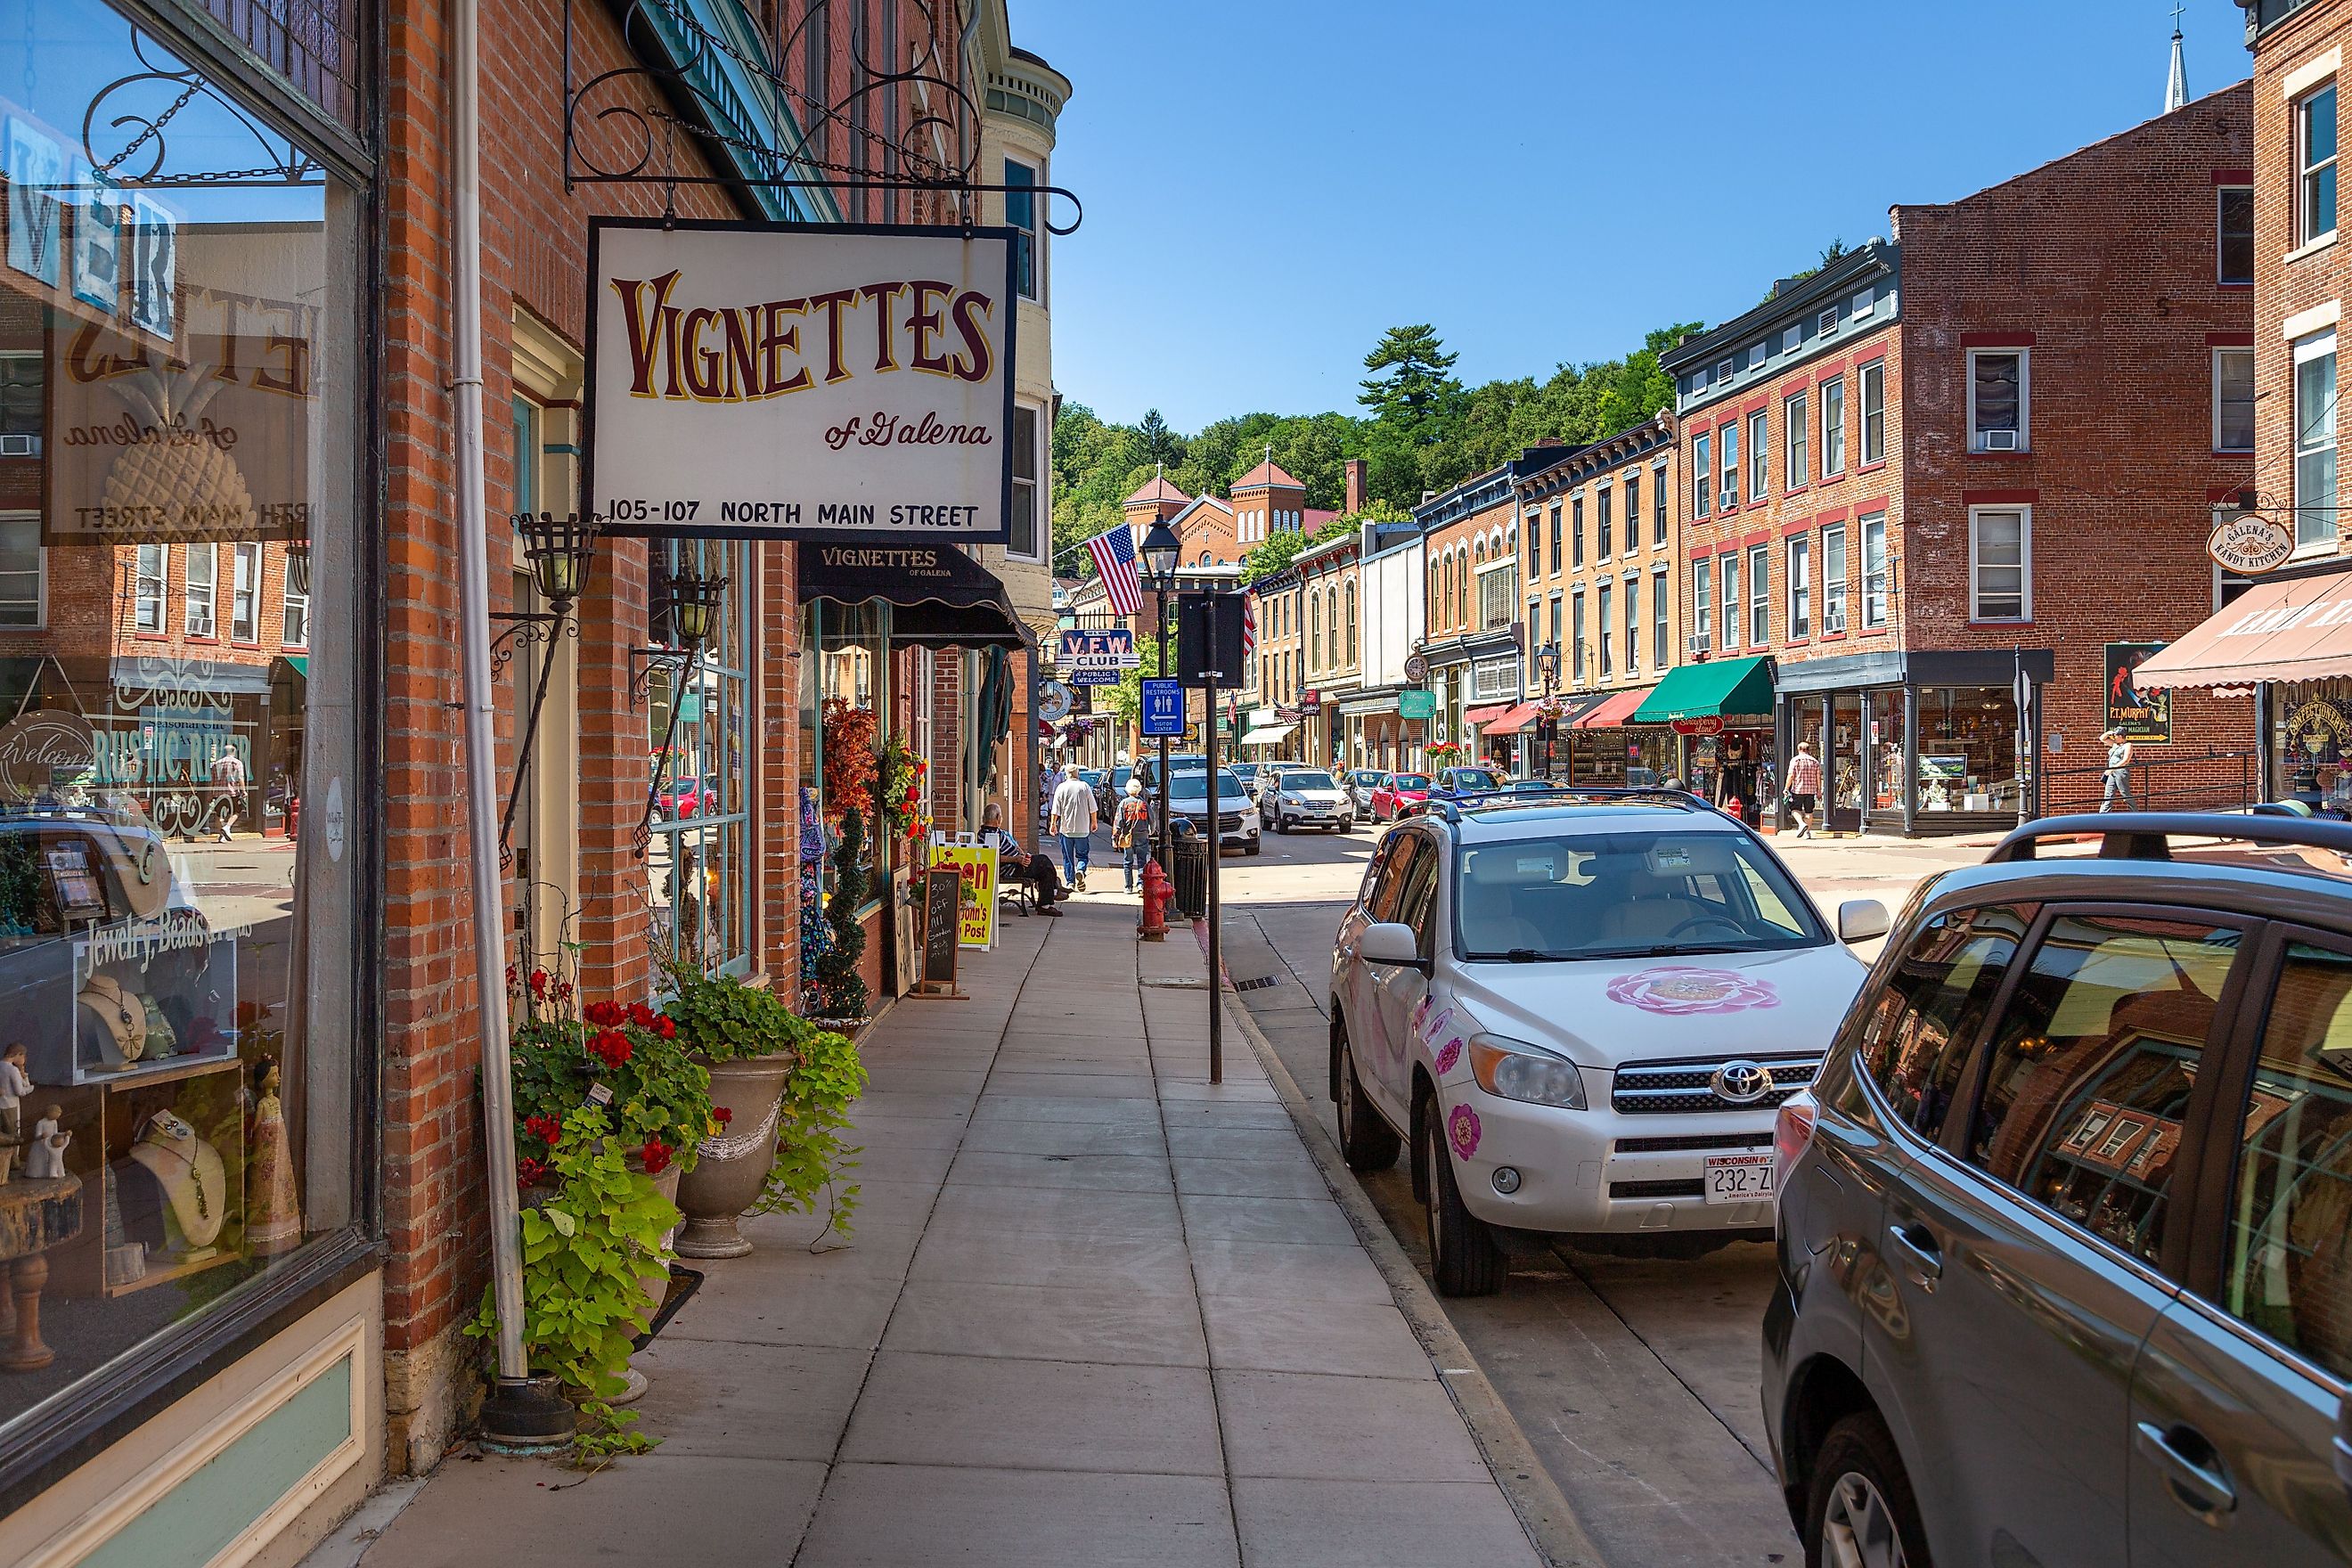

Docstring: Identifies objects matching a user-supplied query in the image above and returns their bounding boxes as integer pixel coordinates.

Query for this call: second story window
[1860,361,1888,465]
[1719,551,1740,651]
[1527,509,1542,576]
[1653,462,1667,545]
[1691,559,1712,652]
[2218,185,2254,284]
[1823,523,1848,633]
[1821,376,1847,477]
[232,541,260,641]
[1623,573,1639,669]
[1748,543,1769,646]
[1624,472,1641,545]
[1549,503,1563,568]
[1968,349,2026,452]
[1861,512,1891,627]
[1719,422,1739,510]
[2299,83,2338,248]
[2215,347,2256,453]
[1597,580,1613,677]
[1970,506,2030,621]
[1692,434,1711,518]
[135,543,166,633]
[1784,390,1809,488]
[1572,587,1587,681]
[185,543,216,637]
[2296,330,2339,551]
[1010,405,1041,559]
[1748,410,1768,500]
[1572,496,1586,565]
[1597,486,1613,558]
[282,551,311,646]
[1006,159,1040,298]
[1652,571,1668,668]
[1788,535,1811,640]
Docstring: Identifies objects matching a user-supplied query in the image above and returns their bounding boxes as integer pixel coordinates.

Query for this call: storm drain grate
[1231,975,1282,992]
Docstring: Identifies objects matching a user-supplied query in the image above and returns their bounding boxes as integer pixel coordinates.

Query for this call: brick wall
[1900,84,2256,811]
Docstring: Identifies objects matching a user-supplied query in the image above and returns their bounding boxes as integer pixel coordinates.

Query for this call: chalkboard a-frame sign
[917,867,961,995]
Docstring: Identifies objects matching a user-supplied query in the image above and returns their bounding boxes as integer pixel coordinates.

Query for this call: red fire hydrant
[1138,859,1172,943]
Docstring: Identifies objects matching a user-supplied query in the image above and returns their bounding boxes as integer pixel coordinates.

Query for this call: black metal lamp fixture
[522,510,600,611]
[1139,519,1180,592]
[1535,640,1560,691]
[494,512,602,857]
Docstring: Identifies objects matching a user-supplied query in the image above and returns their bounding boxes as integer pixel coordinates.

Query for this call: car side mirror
[1837,899,1891,943]
[1360,920,1430,975]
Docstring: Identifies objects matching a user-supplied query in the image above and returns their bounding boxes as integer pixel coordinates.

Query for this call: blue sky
[1017,0,2252,432]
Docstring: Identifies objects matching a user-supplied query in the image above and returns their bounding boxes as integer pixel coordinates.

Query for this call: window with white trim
[1623,572,1639,670]
[1788,535,1811,641]
[281,549,310,647]
[1691,436,1711,518]
[2299,83,2338,248]
[0,514,39,629]
[1821,376,1846,477]
[1572,586,1587,680]
[2296,329,2339,550]
[1006,157,1041,298]
[1860,361,1888,464]
[1597,485,1613,559]
[1009,404,1041,559]
[1967,349,2027,452]
[1969,506,2029,621]
[1624,472,1641,549]
[1572,495,1586,565]
[2214,347,2256,453]
[1860,513,1890,627]
[1598,580,1613,677]
[185,543,216,637]
[231,541,260,641]
[1652,570,1669,668]
[2218,185,2254,284]
[1719,550,1740,651]
[1747,543,1769,647]
[1822,523,1848,633]
[135,543,166,633]
[1653,461,1668,545]
[1784,389,1808,488]
[1748,409,1768,500]
[1719,422,1739,510]
[1691,559,1711,652]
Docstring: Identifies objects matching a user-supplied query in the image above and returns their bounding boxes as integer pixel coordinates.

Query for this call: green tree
[1358,324,1463,444]
[1135,408,1185,469]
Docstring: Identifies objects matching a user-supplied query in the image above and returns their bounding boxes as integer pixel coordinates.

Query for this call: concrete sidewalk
[336,894,1546,1568]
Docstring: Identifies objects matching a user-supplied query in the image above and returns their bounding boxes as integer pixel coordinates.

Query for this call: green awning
[1633,656,1775,723]
[282,655,308,679]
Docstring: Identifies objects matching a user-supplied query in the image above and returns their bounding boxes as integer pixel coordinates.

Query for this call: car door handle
[1885,1223,1942,1292]
[2136,1421,2238,1518]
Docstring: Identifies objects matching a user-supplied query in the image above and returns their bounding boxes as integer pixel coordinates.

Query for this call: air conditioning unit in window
[1686,634,1712,657]
[1822,609,1847,634]
[1980,429,2019,452]
[0,434,35,457]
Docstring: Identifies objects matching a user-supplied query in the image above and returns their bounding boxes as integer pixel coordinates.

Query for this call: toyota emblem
[1711,1059,1776,1105]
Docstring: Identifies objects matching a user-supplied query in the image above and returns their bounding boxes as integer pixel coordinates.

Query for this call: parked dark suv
[1767,813,2352,1568]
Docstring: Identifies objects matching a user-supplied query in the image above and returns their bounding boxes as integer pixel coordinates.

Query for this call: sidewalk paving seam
[783,917,1058,1568]
[1222,911,1606,1568]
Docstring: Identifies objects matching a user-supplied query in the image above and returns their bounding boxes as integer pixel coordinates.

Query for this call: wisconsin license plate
[1703,1153,1776,1205]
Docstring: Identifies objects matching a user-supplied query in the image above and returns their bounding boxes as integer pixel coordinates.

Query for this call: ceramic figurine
[25,1106,67,1180]
[247,1060,301,1255]
[0,1041,30,1167]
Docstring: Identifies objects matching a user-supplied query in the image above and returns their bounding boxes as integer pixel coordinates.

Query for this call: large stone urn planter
[674,1056,793,1258]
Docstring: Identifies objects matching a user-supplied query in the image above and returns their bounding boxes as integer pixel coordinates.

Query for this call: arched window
[1327,590,1339,666]
[1457,549,1471,626]
[1309,589,1322,667]
[1345,581,1357,663]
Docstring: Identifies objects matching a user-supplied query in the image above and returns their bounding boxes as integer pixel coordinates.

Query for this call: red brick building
[1659,85,2254,833]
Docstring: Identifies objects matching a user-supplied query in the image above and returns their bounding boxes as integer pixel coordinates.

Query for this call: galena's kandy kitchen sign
[588,219,1017,542]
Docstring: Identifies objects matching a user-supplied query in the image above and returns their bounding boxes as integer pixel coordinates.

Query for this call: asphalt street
[1087,809,1991,1567]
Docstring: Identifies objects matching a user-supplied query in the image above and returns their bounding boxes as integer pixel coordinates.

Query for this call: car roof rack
[1985,811,2352,864]
[1425,786,1715,824]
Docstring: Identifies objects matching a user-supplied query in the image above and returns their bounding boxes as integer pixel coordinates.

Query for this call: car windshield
[1392,775,1430,790]
[1450,770,1500,790]
[1284,772,1336,790]
[1452,828,1829,961]
[1171,769,1250,797]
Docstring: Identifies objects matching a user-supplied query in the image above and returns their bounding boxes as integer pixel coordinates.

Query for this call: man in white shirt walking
[1050,766,1099,892]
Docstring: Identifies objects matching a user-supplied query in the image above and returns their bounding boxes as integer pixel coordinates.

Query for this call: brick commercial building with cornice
[1658,83,2255,834]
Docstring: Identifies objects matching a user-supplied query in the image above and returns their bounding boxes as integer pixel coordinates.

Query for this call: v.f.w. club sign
[587,219,1017,541]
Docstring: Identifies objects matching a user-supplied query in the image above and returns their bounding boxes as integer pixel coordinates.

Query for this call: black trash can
[1169,819,1209,919]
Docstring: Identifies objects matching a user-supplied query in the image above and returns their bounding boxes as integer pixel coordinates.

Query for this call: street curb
[1222,992,1607,1568]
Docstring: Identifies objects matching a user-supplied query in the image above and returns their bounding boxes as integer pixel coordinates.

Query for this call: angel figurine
[25,1105,68,1180]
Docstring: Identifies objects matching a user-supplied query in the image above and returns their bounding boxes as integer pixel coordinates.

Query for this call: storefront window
[802,598,889,902]
[649,542,751,975]
[2275,682,2352,806]
[1914,687,2021,814]
[1870,690,1907,812]
[0,0,363,1441]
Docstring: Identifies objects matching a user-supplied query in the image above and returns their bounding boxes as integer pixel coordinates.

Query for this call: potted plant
[664,968,812,1257]
[804,805,871,1027]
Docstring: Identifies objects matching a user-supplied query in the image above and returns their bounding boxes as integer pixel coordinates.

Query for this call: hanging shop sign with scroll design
[587,219,1017,542]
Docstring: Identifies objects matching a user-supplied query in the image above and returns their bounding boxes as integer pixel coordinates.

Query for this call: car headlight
[1466,1033,1587,1109]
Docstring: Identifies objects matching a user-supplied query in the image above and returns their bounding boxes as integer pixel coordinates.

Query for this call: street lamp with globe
[1139,519,1181,859]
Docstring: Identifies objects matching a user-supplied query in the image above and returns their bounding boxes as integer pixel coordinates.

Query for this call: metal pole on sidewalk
[1156,586,1171,864]
[1203,649,1223,1085]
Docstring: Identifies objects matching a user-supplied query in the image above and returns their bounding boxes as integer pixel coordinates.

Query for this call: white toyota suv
[1327,789,1887,1294]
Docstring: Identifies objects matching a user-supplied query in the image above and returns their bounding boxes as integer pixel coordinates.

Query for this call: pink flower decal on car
[1604,966,1781,1017]
[1448,1102,1482,1159]
[1433,1036,1464,1074]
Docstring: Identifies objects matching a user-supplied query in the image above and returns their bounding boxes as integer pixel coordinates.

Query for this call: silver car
[1267,768,1355,833]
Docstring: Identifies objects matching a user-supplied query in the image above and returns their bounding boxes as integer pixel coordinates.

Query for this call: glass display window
[0,0,365,1440]
[1915,686,2021,813]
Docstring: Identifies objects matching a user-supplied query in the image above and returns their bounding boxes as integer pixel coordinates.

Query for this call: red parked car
[660,777,718,819]
[1370,772,1432,821]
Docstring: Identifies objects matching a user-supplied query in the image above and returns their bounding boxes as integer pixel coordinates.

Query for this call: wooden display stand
[49,1054,246,1301]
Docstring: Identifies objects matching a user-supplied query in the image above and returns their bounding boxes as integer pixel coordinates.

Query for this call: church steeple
[2164,3,2188,115]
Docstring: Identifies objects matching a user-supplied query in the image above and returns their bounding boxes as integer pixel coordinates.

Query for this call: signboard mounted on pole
[1059,627,1136,684]
[586,219,1018,542]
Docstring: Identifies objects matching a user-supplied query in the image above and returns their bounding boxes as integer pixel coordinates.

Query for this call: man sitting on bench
[981,802,1064,917]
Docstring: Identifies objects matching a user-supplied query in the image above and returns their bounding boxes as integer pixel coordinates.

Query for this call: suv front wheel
[1334,1020,1401,1172]
[1419,1090,1501,1296]
[1804,1410,1930,1568]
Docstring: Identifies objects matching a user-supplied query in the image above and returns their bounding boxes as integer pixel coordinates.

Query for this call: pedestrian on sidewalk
[982,802,1064,915]
[2100,728,2133,812]
[1784,740,1824,838]
[208,747,247,841]
[1114,777,1152,891]
[1050,765,1098,892]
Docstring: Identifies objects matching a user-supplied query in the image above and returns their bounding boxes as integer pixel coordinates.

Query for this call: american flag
[1085,525,1142,617]
[1241,590,1256,657]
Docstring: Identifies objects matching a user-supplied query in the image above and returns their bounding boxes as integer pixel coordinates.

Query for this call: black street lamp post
[1534,640,1560,780]
[1139,519,1180,865]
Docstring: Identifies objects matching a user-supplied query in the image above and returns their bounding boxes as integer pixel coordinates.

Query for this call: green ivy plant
[661,965,813,1065]
[467,1103,680,1459]
[752,1025,866,1244]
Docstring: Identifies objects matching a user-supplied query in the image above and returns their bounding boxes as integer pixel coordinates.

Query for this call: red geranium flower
[584,1000,623,1027]
[523,1114,562,1147]
[627,1001,657,1029]
[588,1028,634,1069]
[638,1139,674,1176]
[528,968,549,1000]
[656,1015,677,1040]
[713,1106,733,1125]
[516,1156,548,1189]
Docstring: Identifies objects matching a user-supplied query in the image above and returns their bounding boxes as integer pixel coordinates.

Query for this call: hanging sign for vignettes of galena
[586,218,1017,543]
